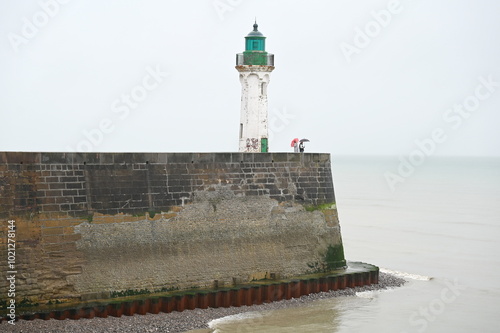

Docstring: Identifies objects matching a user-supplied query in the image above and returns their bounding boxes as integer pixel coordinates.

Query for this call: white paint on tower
[236,22,274,153]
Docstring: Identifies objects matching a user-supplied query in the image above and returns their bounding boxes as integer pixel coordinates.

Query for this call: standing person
[299,141,305,152]
[291,138,299,152]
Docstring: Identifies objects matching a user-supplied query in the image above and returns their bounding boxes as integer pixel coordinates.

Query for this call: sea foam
[208,311,264,330]
[380,268,433,281]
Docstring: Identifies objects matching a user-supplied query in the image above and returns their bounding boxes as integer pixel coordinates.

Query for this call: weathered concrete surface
[70,187,343,296]
[0,152,344,304]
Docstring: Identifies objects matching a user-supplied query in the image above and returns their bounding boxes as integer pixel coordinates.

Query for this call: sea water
[205,156,500,333]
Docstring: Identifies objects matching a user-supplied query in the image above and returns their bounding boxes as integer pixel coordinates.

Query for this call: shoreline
[1,272,406,333]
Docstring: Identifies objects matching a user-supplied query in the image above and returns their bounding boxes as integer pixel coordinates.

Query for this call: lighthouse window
[261,82,267,96]
[252,41,259,49]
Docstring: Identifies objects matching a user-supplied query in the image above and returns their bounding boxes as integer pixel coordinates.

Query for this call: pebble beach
[1,272,406,333]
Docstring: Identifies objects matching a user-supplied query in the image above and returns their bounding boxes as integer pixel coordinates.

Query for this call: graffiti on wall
[246,138,259,151]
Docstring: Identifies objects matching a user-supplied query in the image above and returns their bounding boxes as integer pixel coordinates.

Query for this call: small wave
[208,311,264,329]
[355,288,397,298]
[380,268,432,281]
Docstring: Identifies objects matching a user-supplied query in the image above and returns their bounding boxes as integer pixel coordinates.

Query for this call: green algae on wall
[325,244,346,269]
[304,202,336,212]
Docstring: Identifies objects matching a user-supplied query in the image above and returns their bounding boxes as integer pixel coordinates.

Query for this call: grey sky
[1,0,499,156]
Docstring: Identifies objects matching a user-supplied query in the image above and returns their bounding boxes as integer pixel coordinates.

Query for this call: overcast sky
[1,0,499,156]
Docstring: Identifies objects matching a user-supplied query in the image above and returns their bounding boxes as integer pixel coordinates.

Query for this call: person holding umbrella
[299,138,309,152]
[291,138,299,153]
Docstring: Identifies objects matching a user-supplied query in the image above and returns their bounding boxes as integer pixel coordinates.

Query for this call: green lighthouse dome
[236,21,274,66]
[245,22,266,52]
[246,22,264,37]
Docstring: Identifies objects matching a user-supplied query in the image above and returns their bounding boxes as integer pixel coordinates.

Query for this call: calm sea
[205,156,500,333]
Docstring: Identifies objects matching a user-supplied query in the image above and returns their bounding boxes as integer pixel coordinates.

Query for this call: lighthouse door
[261,138,268,153]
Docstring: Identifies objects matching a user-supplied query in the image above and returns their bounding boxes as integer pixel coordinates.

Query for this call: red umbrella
[290,138,299,147]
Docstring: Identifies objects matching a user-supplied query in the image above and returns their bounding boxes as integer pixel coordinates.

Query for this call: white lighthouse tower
[236,22,275,153]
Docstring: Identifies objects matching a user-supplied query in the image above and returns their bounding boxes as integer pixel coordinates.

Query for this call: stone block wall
[0,152,344,303]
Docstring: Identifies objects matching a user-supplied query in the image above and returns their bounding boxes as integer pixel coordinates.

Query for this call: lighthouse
[236,22,275,153]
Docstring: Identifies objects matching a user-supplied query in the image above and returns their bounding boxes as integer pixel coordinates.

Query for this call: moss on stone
[111,288,151,298]
[81,214,93,223]
[18,297,40,308]
[325,244,346,269]
[304,202,336,212]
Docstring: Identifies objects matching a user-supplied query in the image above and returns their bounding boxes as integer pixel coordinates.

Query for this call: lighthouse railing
[267,54,274,66]
[236,53,274,66]
[236,53,243,65]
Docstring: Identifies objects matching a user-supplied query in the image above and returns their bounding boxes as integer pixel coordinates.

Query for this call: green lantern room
[236,22,274,67]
